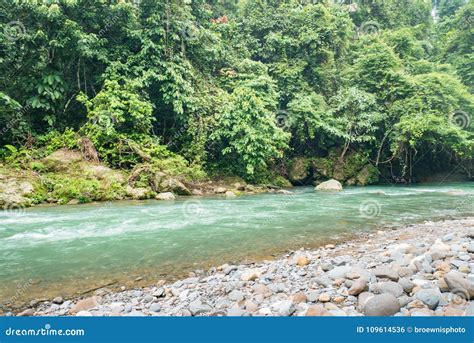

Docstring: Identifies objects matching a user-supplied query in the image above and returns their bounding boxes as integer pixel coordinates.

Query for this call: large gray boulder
[315,179,343,192]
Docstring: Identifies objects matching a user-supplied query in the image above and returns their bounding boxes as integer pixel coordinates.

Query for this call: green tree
[213,86,290,178]
[331,87,384,162]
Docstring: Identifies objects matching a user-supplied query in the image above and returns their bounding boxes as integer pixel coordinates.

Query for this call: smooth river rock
[363,294,401,316]
[315,179,343,192]
[156,192,176,201]
[414,289,442,310]
[70,296,101,314]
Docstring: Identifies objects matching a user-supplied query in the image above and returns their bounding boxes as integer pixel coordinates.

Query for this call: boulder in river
[315,179,343,192]
[156,192,176,201]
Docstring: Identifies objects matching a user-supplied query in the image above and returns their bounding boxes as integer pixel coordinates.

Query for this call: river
[0,182,472,309]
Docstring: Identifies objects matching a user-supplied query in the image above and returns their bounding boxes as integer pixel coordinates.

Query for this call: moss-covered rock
[288,157,312,185]
[42,149,83,172]
[310,151,379,186]
[312,157,334,180]
[355,165,380,186]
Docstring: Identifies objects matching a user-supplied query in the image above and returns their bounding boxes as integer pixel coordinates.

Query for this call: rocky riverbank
[0,149,288,210]
[11,218,474,317]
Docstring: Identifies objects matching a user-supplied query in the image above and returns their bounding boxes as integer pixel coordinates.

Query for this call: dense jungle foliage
[0,0,473,186]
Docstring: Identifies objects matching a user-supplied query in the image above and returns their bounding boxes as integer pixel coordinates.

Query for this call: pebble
[306,305,326,316]
[468,243,474,253]
[327,266,351,279]
[292,292,307,303]
[442,233,455,242]
[223,265,238,275]
[296,256,310,267]
[52,297,64,305]
[70,296,101,314]
[241,269,260,282]
[414,289,441,309]
[375,281,404,297]
[17,309,35,316]
[348,278,367,296]
[189,300,212,316]
[228,290,244,302]
[275,300,295,316]
[143,295,154,303]
[373,266,399,281]
[318,293,331,302]
[321,262,334,271]
[149,303,162,313]
[253,284,271,297]
[306,291,319,302]
[153,288,165,297]
[398,278,415,293]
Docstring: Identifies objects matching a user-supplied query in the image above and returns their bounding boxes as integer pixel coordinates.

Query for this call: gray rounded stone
[149,303,162,313]
[414,289,441,310]
[363,294,401,316]
[376,281,404,297]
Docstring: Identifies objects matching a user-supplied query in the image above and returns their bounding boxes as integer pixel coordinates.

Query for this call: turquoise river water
[0,182,472,309]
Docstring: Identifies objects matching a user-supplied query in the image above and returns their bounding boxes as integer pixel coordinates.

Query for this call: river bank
[10,217,474,317]
[0,148,294,212]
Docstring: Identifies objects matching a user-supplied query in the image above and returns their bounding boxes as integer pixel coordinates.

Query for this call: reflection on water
[0,182,472,307]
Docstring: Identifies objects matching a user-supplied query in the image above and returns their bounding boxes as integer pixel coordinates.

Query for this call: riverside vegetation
[0,0,473,209]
